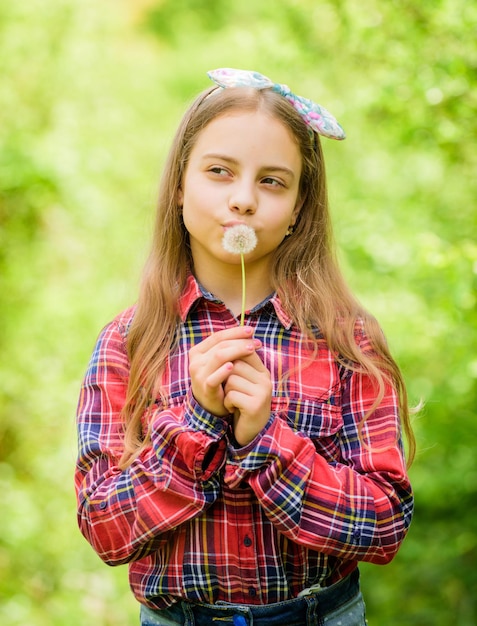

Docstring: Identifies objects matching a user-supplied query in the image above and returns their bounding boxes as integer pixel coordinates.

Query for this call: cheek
[267,203,298,232]
[179,187,196,232]
[181,201,208,239]
[259,225,288,253]
[181,208,194,235]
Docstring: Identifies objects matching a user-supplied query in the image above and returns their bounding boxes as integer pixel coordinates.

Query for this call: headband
[207,68,346,141]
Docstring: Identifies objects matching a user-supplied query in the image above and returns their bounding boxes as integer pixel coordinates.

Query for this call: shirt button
[248,587,256,597]
[243,535,252,547]
[99,501,107,510]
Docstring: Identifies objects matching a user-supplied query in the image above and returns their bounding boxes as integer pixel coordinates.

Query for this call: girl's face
[179,110,303,280]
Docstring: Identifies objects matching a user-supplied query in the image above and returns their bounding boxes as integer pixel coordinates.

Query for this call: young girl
[75,69,414,626]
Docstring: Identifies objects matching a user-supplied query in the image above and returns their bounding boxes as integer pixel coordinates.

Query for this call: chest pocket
[271,396,343,463]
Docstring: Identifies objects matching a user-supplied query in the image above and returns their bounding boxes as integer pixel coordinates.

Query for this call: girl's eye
[262,177,284,187]
[209,166,229,176]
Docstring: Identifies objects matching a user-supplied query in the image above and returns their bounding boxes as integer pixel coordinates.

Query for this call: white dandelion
[222,224,257,325]
[222,224,257,255]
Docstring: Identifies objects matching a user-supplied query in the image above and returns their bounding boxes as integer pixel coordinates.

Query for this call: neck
[194,260,273,317]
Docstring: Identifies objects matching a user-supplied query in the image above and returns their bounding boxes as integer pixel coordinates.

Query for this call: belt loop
[305,594,324,626]
[233,609,253,625]
[181,601,195,626]
[233,614,248,626]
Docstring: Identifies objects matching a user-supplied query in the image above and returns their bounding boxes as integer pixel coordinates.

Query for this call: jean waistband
[180,569,360,626]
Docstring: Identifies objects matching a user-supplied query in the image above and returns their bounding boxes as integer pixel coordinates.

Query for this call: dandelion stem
[221,224,256,326]
[240,252,246,326]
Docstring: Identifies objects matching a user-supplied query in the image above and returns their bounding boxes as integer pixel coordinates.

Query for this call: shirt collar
[178,273,293,329]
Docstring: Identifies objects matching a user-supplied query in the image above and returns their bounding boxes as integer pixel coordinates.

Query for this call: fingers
[190,328,262,378]
[223,356,272,446]
[224,352,268,386]
[193,326,255,354]
[223,357,271,410]
[202,360,233,392]
[188,324,272,445]
[188,326,263,416]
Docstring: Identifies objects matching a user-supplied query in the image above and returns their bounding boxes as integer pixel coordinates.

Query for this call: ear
[177,187,184,207]
[291,195,305,225]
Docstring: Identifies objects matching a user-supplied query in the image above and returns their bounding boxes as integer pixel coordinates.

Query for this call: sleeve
[223,329,414,565]
[75,317,228,566]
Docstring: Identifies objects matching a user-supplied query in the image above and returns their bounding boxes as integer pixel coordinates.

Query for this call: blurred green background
[1,1,476,624]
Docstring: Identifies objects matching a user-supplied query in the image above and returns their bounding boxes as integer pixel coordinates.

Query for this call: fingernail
[253,339,262,348]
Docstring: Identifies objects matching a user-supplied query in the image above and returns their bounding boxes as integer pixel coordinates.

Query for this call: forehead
[191,110,302,168]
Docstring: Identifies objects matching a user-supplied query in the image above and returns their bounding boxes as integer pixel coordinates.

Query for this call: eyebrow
[201,153,296,179]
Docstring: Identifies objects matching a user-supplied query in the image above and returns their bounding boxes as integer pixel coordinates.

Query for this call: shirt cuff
[184,388,229,439]
[147,390,230,481]
[225,414,296,487]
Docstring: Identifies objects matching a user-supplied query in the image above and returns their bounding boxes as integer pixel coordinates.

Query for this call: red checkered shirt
[75,273,413,609]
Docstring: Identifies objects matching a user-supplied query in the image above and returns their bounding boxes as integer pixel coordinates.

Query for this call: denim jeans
[139,570,366,626]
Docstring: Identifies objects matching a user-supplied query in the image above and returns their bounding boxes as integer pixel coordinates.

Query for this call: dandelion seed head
[222,224,257,255]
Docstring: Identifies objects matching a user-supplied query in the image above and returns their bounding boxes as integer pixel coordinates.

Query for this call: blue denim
[140,570,366,626]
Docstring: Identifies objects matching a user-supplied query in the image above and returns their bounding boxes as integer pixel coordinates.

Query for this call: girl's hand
[189,326,266,418]
[223,352,272,446]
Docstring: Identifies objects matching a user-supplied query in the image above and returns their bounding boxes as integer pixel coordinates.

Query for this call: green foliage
[0,0,475,624]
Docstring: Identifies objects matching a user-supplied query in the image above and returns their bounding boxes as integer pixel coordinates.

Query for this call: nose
[228,179,257,214]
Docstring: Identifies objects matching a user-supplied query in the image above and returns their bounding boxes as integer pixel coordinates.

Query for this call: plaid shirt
[75,274,413,610]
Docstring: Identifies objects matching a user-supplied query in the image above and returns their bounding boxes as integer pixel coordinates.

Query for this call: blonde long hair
[119,86,415,468]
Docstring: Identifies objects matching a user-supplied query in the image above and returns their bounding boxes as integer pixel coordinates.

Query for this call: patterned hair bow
[207,68,345,140]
